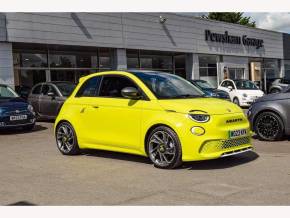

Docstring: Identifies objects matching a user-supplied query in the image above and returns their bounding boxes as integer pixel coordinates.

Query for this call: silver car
[247,86,290,141]
[28,82,76,119]
[269,78,290,94]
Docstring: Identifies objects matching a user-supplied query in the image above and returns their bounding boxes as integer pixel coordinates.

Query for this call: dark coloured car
[247,86,290,141]
[28,82,76,119]
[0,84,36,130]
[189,79,230,100]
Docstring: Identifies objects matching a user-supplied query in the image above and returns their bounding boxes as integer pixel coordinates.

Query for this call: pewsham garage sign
[205,30,264,49]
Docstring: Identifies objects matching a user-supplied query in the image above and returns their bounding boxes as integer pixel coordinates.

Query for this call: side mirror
[227,86,233,91]
[121,87,141,100]
[47,92,56,97]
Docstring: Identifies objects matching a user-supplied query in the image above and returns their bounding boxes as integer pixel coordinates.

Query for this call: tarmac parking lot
[0,121,290,206]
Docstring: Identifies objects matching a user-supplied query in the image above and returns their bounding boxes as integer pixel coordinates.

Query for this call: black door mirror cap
[121,87,141,100]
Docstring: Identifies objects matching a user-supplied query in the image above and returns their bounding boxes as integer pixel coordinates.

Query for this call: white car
[218,79,264,107]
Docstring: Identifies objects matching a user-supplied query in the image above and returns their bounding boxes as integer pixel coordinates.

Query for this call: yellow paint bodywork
[55,71,252,162]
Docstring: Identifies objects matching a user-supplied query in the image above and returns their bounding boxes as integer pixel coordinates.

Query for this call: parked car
[28,81,76,119]
[248,86,290,141]
[0,84,36,130]
[268,78,290,94]
[54,71,252,169]
[15,85,31,99]
[218,79,264,107]
[188,79,230,100]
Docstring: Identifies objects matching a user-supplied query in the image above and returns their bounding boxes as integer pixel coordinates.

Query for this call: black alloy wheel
[255,111,284,141]
[147,126,182,169]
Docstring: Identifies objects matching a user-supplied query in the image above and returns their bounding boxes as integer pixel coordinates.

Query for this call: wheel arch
[143,123,177,155]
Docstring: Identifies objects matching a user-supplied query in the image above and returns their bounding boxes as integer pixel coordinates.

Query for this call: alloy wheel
[256,114,280,140]
[148,130,177,167]
[56,123,75,154]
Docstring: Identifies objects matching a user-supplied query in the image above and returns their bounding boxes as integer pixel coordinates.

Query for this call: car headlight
[188,114,210,123]
[27,104,35,113]
[243,93,248,97]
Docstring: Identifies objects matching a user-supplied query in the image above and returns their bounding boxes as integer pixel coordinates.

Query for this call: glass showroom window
[99,48,112,70]
[140,50,173,72]
[127,49,140,69]
[285,63,290,79]
[228,68,245,80]
[13,51,48,90]
[174,54,186,78]
[199,55,218,87]
[262,59,279,80]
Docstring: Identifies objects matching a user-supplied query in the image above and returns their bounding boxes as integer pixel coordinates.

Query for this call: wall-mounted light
[159,16,167,24]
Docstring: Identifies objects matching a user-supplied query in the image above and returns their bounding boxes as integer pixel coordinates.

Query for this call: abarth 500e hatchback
[54,71,253,169]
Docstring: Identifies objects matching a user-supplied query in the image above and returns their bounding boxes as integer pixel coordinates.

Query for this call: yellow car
[54,71,253,169]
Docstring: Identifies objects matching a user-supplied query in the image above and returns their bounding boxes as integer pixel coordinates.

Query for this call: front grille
[200,136,251,154]
[221,137,251,149]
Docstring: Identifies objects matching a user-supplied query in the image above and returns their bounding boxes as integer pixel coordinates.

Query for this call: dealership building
[1,12,290,91]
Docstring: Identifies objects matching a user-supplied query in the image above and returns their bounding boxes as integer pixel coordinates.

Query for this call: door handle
[92,105,99,109]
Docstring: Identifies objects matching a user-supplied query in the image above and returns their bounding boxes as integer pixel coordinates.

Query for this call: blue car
[0,84,36,130]
[189,79,230,100]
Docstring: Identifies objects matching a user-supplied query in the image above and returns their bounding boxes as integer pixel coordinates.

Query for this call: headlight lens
[243,93,248,97]
[27,104,34,113]
[188,114,210,123]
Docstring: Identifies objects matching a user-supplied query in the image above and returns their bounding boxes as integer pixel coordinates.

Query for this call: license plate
[10,115,27,121]
[229,129,247,138]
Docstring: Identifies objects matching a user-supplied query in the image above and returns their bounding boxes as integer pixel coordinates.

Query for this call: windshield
[195,80,215,89]
[54,82,76,97]
[0,86,19,98]
[133,72,204,99]
[234,80,258,90]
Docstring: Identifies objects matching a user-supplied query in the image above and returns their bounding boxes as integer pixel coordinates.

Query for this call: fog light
[0,122,5,126]
[191,126,205,136]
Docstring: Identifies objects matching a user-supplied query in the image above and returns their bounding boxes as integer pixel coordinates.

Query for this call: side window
[41,85,49,95]
[221,81,227,87]
[76,76,101,97]
[32,85,42,94]
[99,75,138,98]
[229,81,235,88]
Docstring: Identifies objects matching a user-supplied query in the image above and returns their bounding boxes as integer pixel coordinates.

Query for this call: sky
[244,13,290,33]
[190,13,290,33]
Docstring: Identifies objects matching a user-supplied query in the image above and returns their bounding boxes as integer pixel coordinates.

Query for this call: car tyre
[147,126,182,169]
[270,88,280,94]
[233,97,240,106]
[254,111,284,141]
[56,121,80,155]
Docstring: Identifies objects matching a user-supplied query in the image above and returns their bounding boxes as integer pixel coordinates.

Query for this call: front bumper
[179,112,253,162]
[0,113,36,129]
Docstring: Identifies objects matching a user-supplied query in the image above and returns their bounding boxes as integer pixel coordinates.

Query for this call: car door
[226,80,237,101]
[79,75,143,151]
[39,84,61,118]
[28,84,42,113]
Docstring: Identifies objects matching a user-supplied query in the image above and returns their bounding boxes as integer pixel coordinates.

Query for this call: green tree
[202,12,256,27]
